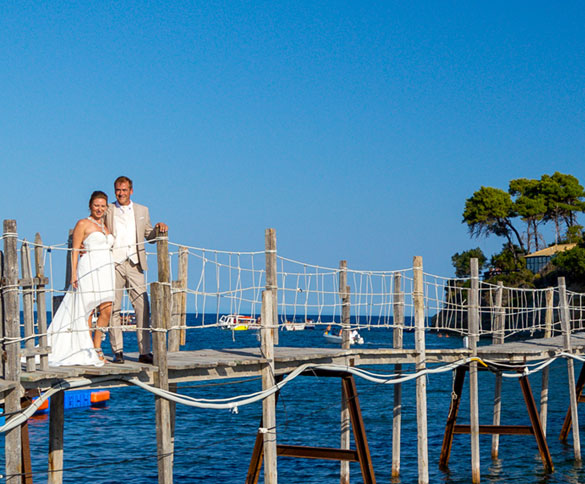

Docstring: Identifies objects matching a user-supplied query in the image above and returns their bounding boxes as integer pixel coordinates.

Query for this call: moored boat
[218,314,259,331]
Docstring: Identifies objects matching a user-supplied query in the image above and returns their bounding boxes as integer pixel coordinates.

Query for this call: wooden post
[540,288,554,435]
[169,246,188,352]
[413,256,429,484]
[392,272,404,478]
[468,258,481,483]
[152,282,173,483]
[265,229,278,344]
[491,281,504,458]
[339,261,351,484]
[3,220,22,484]
[48,390,65,484]
[261,290,278,484]
[0,247,4,377]
[21,241,36,373]
[34,233,50,371]
[559,276,581,461]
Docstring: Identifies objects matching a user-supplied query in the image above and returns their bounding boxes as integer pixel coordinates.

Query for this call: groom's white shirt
[112,201,139,264]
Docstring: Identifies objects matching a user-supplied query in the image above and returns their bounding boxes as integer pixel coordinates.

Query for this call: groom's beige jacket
[105,202,156,271]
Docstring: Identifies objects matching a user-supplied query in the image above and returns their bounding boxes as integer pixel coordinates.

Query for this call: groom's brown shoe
[112,352,124,364]
[138,353,154,364]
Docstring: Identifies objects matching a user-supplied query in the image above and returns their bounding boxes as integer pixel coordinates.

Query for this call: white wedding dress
[47,231,115,367]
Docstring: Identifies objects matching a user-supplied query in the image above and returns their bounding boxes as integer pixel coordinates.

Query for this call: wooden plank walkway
[10,331,585,392]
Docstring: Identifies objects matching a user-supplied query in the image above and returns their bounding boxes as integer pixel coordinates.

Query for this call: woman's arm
[71,220,86,289]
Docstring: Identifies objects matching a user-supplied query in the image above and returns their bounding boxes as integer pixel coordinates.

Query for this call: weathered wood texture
[559,277,581,461]
[413,256,428,484]
[34,233,50,371]
[48,390,64,484]
[491,281,504,458]
[392,272,404,478]
[3,220,22,484]
[21,241,36,373]
[265,228,278,344]
[468,259,480,483]
[339,260,350,484]
[261,290,277,484]
[152,282,173,484]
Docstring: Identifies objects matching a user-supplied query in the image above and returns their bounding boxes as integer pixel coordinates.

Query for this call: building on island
[524,243,576,273]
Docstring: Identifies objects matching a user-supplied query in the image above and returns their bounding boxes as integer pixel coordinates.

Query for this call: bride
[47,190,115,366]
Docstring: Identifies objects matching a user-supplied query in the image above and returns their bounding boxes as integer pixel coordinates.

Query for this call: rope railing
[3,228,585,369]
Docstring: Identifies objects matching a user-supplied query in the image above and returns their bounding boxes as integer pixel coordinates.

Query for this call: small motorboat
[218,314,260,331]
[283,321,307,331]
[323,330,364,345]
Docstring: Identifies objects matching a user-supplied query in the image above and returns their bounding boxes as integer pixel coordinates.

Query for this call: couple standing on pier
[46,176,168,367]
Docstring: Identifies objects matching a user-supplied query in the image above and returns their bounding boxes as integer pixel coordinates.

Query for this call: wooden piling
[48,390,65,484]
[540,288,554,435]
[392,272,404,478]
[261,290,278,484]
[21,241,36,373]
[491,281,504,458]
[0,245,4,377]
[468,258,480,483]
[559,276,581,461]
[152,281,173,483]
[265,229,278,344]
[339,260,350,484]
[413,256,428,484]
[34,233,49,371]
[3,220,22,484]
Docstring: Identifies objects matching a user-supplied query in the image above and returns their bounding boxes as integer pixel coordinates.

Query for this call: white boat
[323,330,364,345]
[283,321,306,331]
[218,314,259,331]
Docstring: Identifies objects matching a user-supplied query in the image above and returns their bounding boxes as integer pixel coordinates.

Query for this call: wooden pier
[3,219,585,483]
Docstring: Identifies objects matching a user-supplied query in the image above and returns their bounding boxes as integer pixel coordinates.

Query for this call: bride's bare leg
[93,302,112,353]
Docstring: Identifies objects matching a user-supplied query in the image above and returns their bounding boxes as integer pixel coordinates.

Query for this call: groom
[105,176,168,364]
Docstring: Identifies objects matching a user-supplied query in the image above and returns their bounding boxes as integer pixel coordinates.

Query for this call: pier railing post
[152,281,173,483]
[469,258,481,483]
[413,256,429,484]
[339,260,351,484]
[34,233,50,371]
[3,219,22,484]
[540,288,554,435]
[261,290,278,484]
[392,272,404,478]
[559,276,581,462]
[491,281,504,458]
[265,229,278,343]
[170,246,188,351]
[21,241,36,373]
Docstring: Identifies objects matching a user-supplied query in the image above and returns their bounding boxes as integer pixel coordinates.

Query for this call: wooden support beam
[3,219,22,484]
[34,233,49,371]
[21,241,36,373]
[261,290,277,484]
[265,228,278,344]
[540,287,554,436]
[152,282,173,484]
[392,272,404,478]
[560,363,585,441]
[559,276,581,461]
[491,281,504,459]
[468,258,480,483]
[339,260,350,484]
[277,445,359,461]
[439,366,466,469]
[413,256,429,484]
[48,390,64,484]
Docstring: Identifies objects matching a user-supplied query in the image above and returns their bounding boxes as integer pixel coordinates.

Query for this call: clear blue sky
[2,1,584,278]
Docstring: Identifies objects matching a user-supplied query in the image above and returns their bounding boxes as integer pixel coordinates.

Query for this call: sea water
[4,314,585,483]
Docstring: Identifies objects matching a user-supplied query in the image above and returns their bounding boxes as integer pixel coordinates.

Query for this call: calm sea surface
[3,314,585,483]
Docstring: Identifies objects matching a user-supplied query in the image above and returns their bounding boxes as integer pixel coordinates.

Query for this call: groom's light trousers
[109,259,151,355]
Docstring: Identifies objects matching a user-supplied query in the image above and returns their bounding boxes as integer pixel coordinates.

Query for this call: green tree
[539,172,585,243]
[462,186,525,253]
[552,245,585,282]
[451,248,487,278]
[509,178,547,252]
[488,244,534,287]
